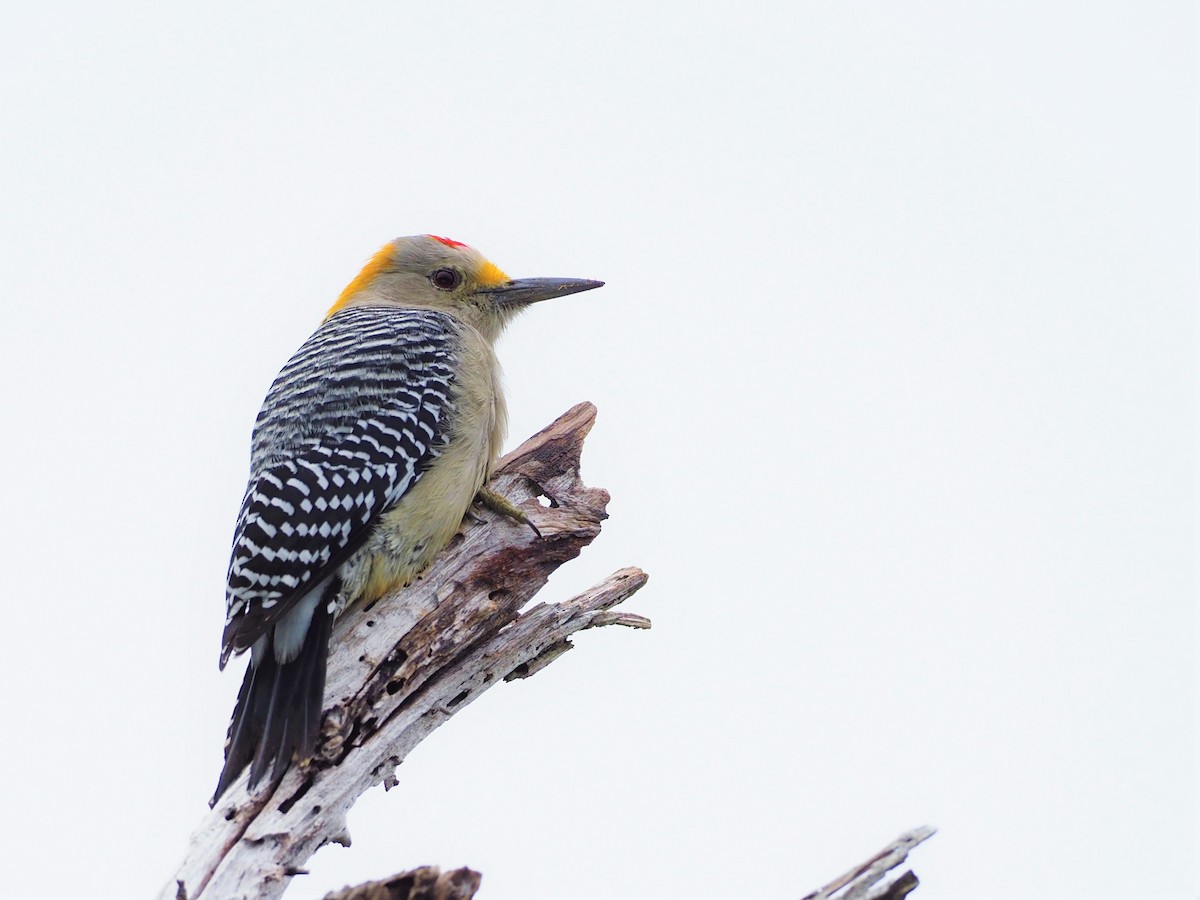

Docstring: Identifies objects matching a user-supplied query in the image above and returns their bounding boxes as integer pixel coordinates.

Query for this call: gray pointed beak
[483,277,605,307]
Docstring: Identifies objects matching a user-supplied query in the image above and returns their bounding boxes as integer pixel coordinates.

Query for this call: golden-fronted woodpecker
[212,234,603,802]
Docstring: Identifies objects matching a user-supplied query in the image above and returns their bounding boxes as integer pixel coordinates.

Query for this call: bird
[211,234,603,803]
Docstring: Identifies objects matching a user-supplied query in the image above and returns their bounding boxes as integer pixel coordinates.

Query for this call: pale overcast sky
[0,3,1195,899]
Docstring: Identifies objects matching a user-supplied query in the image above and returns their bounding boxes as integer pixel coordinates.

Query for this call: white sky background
[0,2,1194,898]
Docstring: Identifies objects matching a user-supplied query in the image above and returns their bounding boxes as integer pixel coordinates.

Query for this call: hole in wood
[527,476,559,508]
[278,776,314,815]
[447,690,469,707]
[386,677,406,695]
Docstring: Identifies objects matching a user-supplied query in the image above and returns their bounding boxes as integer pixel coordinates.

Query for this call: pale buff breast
[337,322,506,608]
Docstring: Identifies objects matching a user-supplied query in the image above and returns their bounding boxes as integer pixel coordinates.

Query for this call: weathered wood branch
[322,865,481,900]
[801,826,937,900]
[161,403,649,900]
[318,826,936,900]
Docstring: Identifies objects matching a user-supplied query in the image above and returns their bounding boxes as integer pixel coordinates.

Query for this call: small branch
[801,826,937,900]
[161,403,649,900]
[320,825,936,900]
[322,865,481,900]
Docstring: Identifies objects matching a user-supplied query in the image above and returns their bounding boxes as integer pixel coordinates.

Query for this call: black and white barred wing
[220,308,457,664]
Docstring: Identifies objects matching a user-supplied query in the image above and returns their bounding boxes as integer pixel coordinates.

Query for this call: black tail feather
[211,595,335,805]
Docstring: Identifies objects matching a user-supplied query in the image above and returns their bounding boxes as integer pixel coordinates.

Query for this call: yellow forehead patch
[325,243,394,319]
[476,259,509,289]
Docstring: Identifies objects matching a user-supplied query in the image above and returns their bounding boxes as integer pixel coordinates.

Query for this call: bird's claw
[476,486,542,538]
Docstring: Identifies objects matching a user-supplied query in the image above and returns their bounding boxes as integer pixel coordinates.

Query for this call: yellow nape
[476,259,509,289]
[325,244,395,319]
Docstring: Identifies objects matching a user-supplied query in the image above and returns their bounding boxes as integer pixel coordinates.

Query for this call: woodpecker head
[325,234,603,341]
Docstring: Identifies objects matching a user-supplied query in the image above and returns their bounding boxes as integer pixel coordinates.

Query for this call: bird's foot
[475,486,542,538]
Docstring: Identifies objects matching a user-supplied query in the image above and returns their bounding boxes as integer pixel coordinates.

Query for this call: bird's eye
[430,268,462,291]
